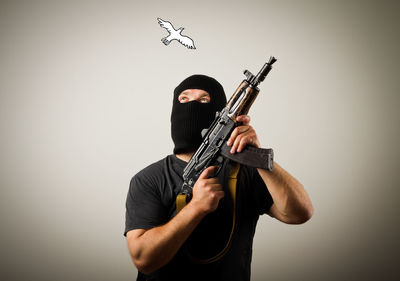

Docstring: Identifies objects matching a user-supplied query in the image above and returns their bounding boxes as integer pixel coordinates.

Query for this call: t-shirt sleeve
[124,171,168,236]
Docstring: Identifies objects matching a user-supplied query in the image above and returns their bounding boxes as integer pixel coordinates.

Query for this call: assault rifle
[179,57,277,201]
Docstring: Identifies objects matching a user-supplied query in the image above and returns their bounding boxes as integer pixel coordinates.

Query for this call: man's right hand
[189,166,224,214]
[127,167,224,274]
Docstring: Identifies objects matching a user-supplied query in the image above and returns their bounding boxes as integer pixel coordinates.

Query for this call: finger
[237,135,251,153]
[227,126,250,146]
[215,190,225,200]
[208,183,223,191]
[205,177,220,184]
[230,134,243,154]
[198,166,218,180]
[231,129,254,153]
[236,115,251,125]
[238,131,261,152]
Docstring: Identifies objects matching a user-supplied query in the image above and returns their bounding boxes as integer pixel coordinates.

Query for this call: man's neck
[175,152,194,163]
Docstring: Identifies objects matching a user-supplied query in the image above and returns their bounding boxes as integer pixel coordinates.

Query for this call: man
[124,74,313,281]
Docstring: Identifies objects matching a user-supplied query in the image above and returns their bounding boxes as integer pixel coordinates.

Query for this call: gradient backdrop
[0,0,399,280]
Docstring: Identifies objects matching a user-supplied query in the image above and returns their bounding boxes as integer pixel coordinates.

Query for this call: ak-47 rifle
[179,57,277,202]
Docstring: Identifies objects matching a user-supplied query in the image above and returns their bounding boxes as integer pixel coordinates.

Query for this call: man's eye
[180,97,189,103]
[200,98,209,103]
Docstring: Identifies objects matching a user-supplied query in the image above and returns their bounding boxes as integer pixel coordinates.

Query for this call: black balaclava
[171,74,226,154]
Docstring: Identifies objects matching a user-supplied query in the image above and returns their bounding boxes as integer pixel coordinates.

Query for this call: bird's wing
[178,35,196,49]
[157,18,175,33]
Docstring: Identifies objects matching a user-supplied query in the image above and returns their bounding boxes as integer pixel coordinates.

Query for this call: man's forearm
[257,162,313,224]
[127,165,224,274]
[127,203,206,274]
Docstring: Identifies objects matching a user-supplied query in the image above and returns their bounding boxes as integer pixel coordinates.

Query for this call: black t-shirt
[125,155,273,281]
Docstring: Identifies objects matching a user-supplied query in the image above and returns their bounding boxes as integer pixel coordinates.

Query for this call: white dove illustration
[157,18,196,49]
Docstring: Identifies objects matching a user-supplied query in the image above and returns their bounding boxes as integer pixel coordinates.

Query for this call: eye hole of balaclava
[171,74,226,154]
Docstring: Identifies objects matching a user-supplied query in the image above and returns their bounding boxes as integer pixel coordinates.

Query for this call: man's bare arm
[257,163,313,224]
[126,203,204,274]
[227,115,313,224]
[126,166,224,274]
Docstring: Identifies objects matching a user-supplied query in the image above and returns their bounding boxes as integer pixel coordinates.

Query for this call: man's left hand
[226,115,260,154]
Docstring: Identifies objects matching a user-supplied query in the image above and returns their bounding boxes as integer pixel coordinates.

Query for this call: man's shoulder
[128,155,181,200]
[132,156,170,180]
[131,154,181,184]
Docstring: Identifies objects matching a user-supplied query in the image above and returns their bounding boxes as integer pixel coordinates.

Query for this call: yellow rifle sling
[175,162,241,264]
[176,194,188,213]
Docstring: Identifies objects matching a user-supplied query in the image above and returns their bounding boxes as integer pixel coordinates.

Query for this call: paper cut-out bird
[157,18,196,49]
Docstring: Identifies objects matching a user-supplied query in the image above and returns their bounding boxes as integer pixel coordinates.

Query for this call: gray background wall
[0,0,399,280]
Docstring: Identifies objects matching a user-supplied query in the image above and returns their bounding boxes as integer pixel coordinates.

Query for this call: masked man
[124,75,313,281]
